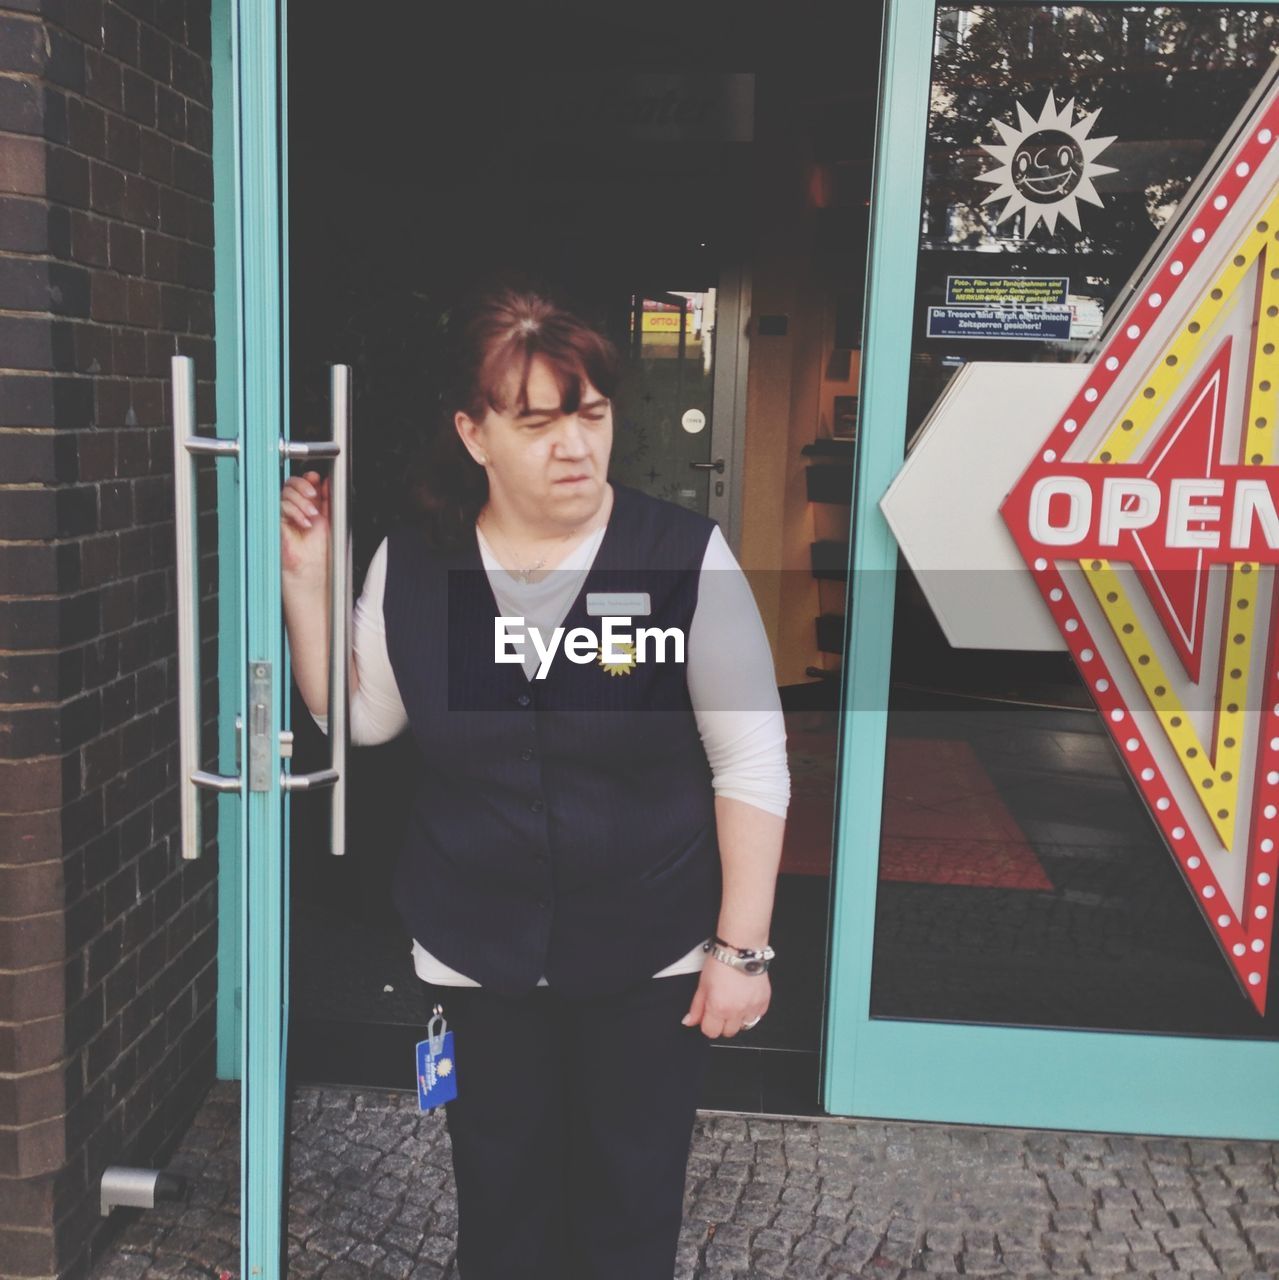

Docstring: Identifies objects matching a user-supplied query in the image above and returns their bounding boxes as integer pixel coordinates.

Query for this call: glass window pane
[872,4,1279,1038]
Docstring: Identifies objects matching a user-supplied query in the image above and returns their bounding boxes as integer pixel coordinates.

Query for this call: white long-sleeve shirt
[312,518,789,986]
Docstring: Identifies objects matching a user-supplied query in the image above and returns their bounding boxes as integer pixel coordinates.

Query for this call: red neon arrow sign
[1001,104,1279,1015]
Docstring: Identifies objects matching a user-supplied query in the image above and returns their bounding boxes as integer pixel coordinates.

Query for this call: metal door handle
[279,365,350,856]
[172,356,242,860]
[689,458,725,473]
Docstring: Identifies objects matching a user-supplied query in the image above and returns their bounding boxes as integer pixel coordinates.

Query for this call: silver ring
[742,1015,762,1029]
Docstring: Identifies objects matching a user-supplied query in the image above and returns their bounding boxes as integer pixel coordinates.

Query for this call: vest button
[529,799,544,814]
[517,693,531,707]
[520,747,534,762]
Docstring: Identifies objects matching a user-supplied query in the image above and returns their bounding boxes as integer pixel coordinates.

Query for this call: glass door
[828,0,1279,1136]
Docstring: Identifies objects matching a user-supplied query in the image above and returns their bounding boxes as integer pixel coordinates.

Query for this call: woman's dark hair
[409,286,622,547]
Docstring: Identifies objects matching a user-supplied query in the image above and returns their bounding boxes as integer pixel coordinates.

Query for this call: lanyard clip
[427,1002,448,1056]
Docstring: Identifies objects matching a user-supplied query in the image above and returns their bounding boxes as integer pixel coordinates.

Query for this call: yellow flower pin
[598,639,637,676]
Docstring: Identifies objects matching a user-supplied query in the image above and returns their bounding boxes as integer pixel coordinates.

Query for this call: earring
[477,453,489,465]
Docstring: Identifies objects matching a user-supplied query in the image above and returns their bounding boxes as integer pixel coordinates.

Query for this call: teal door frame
[211,0,242,1089]
[210,0,291,1274]
[824,0,1279,1138]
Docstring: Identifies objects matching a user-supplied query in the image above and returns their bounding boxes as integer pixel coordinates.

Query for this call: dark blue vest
[382,484,722,997]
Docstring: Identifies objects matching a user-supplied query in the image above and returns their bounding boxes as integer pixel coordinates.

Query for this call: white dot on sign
[1097,679,1111,693]
[1267,805,1277,820]
[1127,324,1141,339]
[1125,738,1140,752]
[1157,797,1170,810]
[1237,162,1251,177]
[1235,942,1247,956]
[1250,972,1262,986]
[1192,228,1206,244]
[1218,914,1231,927]
[1187,853,1199,866]
[1141,767,1154,781]
[1263,839,1275,853]
[1270,772,1279,785]
[1261,128,1273,144]
[1043,449,1057,463]
[681,408,707,435]
[1175,828,1187,841]
[1271,737,1279,751]
[1110,708,1125,722]
[1084,388,1099,402]
[1064,418,1078,433]
[1105,357,1119,371]
[1214,195,1228,211]
[1170,260,1185,276]
[1081,648,1094,662]
[1259,872,1272,887]
[1257,905,1269,919]
[1253,938,1266,952]
[1034,557,1048,571]
[1204,885,1217,899]
[1149,293,1162,308]
[1065,618,1079,632]
[1050,588,1063,602]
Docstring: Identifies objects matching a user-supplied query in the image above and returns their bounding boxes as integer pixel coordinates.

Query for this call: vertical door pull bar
[279,365,350,858]
[171,356,242,861]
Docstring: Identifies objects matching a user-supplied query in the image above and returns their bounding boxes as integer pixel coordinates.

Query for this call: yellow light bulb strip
[1079,203,1279,847]
[1212,238,1279,844]
[1084,558,1235,846]
[1093,194,1279,466]
[1245,238,1279,468]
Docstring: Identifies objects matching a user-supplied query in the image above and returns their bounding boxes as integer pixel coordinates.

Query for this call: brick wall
[0,3,220,1278]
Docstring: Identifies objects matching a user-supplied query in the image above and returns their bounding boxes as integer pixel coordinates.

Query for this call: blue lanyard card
[416,1010,457,1110]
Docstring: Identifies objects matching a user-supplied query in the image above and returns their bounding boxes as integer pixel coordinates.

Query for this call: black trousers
[420,969,710,1280]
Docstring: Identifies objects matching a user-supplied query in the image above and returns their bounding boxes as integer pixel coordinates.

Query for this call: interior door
[608,274,746,540]
[827,0,1279,1137]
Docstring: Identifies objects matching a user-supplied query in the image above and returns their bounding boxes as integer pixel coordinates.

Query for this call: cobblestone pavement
[88,1080,1279,1279]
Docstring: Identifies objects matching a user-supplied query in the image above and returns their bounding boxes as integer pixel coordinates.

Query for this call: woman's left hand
[681,962,770,1038]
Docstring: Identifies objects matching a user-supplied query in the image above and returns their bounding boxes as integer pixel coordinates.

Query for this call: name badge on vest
[416,1006,457,1111]
[586,592,651,617]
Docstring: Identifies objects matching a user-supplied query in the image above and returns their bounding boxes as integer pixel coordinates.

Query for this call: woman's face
[457,354,613,530]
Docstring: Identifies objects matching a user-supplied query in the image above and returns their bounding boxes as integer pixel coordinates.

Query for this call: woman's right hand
[281,470,331,582]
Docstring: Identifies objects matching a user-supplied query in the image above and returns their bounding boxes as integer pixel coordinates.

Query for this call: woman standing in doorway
[281,287,789,1278]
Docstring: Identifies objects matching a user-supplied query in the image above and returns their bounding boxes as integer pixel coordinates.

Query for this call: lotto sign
[1000,92,1279,1014]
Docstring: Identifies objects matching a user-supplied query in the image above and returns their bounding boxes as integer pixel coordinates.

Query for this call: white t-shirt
[312,515,790,986]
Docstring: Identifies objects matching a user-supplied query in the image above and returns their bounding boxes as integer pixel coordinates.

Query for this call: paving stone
[780,1264,832,1280]
[1244,1221,1279,1248]
[1079,1253,1131,1275]
[748,1249,789,1277]
[404,1264,445,1280]
[89,1259,152,1280]
[1169,1246,1220,1270]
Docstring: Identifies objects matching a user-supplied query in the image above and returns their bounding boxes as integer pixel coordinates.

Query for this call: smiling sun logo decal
[977,90,1118,236]
[598,639,637,676]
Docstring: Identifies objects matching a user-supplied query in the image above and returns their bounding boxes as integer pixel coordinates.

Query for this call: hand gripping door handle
[172,356,242,860]
[279,365,351,857]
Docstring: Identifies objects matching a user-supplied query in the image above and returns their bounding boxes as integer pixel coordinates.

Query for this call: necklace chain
[478,511,586,584]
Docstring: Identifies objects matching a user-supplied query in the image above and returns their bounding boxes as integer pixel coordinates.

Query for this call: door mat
[780,730,1053,891]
